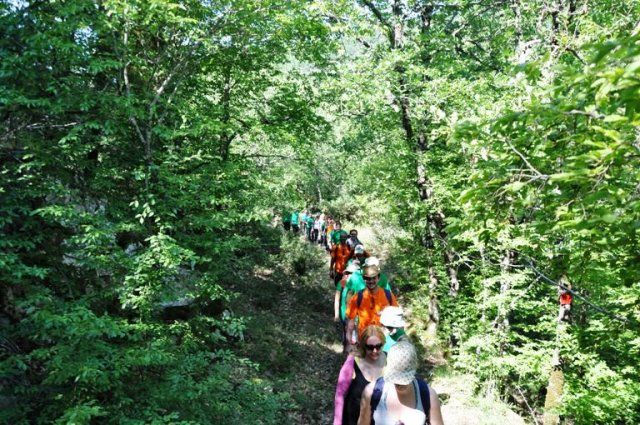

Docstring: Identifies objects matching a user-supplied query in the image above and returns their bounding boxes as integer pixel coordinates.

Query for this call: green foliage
[1,0,334,423]
[2,0,640,423]
[315,2,640,423]
[452,28,640,424]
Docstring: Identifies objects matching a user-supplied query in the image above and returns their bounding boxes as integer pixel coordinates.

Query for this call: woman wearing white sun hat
[357,342,444,425]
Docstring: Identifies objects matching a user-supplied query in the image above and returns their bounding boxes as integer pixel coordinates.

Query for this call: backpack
[356,289,393,308]
[370,376,431,425]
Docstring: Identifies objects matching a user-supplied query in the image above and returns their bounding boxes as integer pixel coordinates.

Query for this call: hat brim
[384,368,416,385]
[381,318,406,328]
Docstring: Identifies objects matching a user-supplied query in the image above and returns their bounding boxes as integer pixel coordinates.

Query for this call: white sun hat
[345,262,360,273]
[380,306,406,328]
[364,256,380,267]
[384,341,418,385]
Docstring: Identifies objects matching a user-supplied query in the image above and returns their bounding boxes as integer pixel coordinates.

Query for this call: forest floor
[231,229,528,424]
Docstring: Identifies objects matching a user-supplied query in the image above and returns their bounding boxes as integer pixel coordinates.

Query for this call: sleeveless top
[342,359,370,425]
[372,379,427,425]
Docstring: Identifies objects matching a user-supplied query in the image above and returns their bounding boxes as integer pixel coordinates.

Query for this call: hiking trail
[233,229,527,424]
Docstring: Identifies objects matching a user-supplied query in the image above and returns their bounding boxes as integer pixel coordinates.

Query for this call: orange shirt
[346,288,398,337]
[560,292,572,305]
[331,244,351,274]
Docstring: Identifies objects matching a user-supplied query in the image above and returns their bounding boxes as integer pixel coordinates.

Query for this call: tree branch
[506,140,549,179]
[360,0,391,29]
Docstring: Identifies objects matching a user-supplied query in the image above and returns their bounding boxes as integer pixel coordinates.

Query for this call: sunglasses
[365,343,383,351]
[363,275,378,282]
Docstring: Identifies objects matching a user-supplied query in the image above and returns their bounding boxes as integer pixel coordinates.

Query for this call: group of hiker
[281,209,331,247]
[281,210,444,425]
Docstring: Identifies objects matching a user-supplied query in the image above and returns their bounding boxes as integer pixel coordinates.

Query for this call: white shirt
[372,380,427,425]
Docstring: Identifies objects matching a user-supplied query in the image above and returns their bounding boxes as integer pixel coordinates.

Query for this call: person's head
[384,341,418,388]
[335,221,342,230]
[380,306,406,336]
[354,244,365,257]
[358,325,386,360]
[339,232,349,244]
[364,256,380,267]
[345,262,360,276]
[363,265,380,291]
[349,229,358,238]
[342,263,359,284]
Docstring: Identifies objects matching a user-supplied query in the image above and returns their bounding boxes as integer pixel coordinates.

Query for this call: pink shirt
[333,355,356,425]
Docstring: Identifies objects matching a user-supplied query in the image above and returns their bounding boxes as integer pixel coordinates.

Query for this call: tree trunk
[425,266,440,347]
[543,275,571,425]
[360,1,462,345]
[496,250,515,354]
[543,357,564,425]
[219,69,233,161]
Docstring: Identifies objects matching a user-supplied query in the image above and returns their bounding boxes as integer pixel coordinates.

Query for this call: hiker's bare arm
[334,290,341,321]
[429,387,445,425]
[357,382,374,425]
[329,256,335,278]
[346,319,356,345]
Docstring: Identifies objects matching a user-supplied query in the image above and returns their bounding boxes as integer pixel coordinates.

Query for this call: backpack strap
[370,377,430,425]
[370,376,385,425]
[417,378,431,425]
[357,289,392,309]
[383,289,392,305]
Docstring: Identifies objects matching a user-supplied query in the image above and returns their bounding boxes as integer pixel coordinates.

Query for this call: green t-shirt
[306,216,314,225]
[291,212,299,225]
[282,212,291,223]
[331,229,348,245]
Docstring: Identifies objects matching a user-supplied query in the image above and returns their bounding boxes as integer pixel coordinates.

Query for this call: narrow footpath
[232,233,342,423]
[231,229,527,424]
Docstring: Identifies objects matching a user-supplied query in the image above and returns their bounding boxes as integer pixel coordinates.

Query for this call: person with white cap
[350,244,370,266]
[380,306,408,354]
[336,262,361,323]
[335,262,361,351]
[357,341,444,425]
[364,257,380,267]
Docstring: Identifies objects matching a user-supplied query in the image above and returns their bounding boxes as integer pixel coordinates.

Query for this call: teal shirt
[291,212,299,225]
[382,329,406,354]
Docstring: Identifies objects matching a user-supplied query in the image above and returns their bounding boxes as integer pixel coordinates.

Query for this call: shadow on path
[232,233,342,424]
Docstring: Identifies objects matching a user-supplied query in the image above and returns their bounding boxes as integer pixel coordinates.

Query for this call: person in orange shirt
[330,232,352,287]
[345,265,398,351]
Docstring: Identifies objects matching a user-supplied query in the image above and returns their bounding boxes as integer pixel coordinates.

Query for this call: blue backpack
[370,376,431,425]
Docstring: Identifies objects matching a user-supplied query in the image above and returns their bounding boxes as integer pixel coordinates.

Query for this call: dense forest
[1,0,639,424]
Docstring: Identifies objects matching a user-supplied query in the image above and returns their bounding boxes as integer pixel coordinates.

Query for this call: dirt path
[233,233,343,424]
[231,229,527,424]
